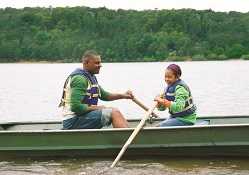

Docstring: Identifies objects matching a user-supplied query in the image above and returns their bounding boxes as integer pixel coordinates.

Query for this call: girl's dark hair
[167,64,182,78]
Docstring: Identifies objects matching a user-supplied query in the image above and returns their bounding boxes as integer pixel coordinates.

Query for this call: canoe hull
[1,146,249,159]
[1,120,249,158]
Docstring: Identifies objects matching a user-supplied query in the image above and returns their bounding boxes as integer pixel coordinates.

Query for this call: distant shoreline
[1,7,249,62]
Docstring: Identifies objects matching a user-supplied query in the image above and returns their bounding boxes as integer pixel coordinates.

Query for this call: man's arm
[99,86,133,101]
[70,75,88,115]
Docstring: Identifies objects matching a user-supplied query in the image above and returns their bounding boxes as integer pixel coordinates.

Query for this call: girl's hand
[154,96,171,108]
[154,95,165,105]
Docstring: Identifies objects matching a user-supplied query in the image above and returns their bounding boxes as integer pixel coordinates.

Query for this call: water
[0,61,249,122]
[0,61,249,174]
[0,158,249,175]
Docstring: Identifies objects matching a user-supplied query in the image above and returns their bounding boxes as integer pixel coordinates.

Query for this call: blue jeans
[62,109,112,129]
[158,118,193,127]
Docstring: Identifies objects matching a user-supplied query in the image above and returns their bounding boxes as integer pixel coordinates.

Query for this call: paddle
[110,102,158,168]
[132,97,159,118]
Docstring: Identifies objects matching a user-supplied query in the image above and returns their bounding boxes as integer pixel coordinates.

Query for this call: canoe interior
[1,115,249,131]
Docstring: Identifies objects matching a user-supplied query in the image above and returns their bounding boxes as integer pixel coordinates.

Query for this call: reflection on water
[1,158,249,175]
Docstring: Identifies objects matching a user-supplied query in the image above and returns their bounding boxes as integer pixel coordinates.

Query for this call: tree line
[0,6,249,62]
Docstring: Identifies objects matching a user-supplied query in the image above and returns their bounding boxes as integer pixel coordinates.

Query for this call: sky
[0,0,249,13]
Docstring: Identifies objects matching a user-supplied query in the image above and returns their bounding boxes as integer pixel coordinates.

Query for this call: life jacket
[59,68,100,107]
[164,79,196,118]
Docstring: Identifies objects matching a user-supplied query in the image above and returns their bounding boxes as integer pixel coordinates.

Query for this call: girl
[154,64,197,126]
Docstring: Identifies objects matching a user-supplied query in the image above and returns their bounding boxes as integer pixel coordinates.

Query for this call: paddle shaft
[110,103,157,168]
[132,97,159,118]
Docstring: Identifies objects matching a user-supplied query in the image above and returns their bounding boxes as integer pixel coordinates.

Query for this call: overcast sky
[1,0,249,13]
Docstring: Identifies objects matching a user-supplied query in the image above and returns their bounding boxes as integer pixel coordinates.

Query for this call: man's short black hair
[81,50,100,63]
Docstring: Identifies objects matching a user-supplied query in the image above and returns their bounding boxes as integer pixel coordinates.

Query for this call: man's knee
[111,107,122,116]
[112,108,122,118]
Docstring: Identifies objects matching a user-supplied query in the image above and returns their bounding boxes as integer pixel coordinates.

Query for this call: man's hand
[106,90,134,101]
[122,90,134,99]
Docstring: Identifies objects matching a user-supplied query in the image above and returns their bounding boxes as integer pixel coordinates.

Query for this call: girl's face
[165,69,178,85]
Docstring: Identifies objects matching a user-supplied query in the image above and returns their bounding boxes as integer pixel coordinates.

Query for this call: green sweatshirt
[68,75,110,115]
[158,85,197,124]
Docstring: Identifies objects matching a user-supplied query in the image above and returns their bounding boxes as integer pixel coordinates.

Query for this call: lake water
[1,157,249,175]
[0,61,249,174]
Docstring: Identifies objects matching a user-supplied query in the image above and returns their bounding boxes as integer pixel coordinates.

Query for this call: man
[59,50,133,129]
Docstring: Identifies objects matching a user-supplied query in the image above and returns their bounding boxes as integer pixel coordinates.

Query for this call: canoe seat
[195,119,210,125]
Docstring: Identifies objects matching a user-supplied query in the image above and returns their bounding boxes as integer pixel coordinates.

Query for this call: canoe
[1,115,249,158]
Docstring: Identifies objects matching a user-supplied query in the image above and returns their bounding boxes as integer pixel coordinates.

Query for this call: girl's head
[165,64,182,85]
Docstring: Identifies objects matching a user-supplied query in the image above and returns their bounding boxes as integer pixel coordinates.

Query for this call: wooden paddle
[132,97,159,118]
[110,102,158,168]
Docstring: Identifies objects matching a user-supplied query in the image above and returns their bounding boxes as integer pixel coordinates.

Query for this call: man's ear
[83,60,89,66]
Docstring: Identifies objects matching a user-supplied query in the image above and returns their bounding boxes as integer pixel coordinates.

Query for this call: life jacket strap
[59,76,70,107]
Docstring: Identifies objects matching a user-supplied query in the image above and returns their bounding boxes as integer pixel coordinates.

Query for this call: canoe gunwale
[1,123,249,133]
[0,115,249,125]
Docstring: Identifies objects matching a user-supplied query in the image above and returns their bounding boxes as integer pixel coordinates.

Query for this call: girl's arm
[169,85,189,113]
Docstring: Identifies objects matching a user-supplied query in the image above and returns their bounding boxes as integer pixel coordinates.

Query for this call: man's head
[82,50,102,74]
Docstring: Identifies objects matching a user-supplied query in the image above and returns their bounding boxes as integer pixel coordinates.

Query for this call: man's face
[85,56,102,74]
